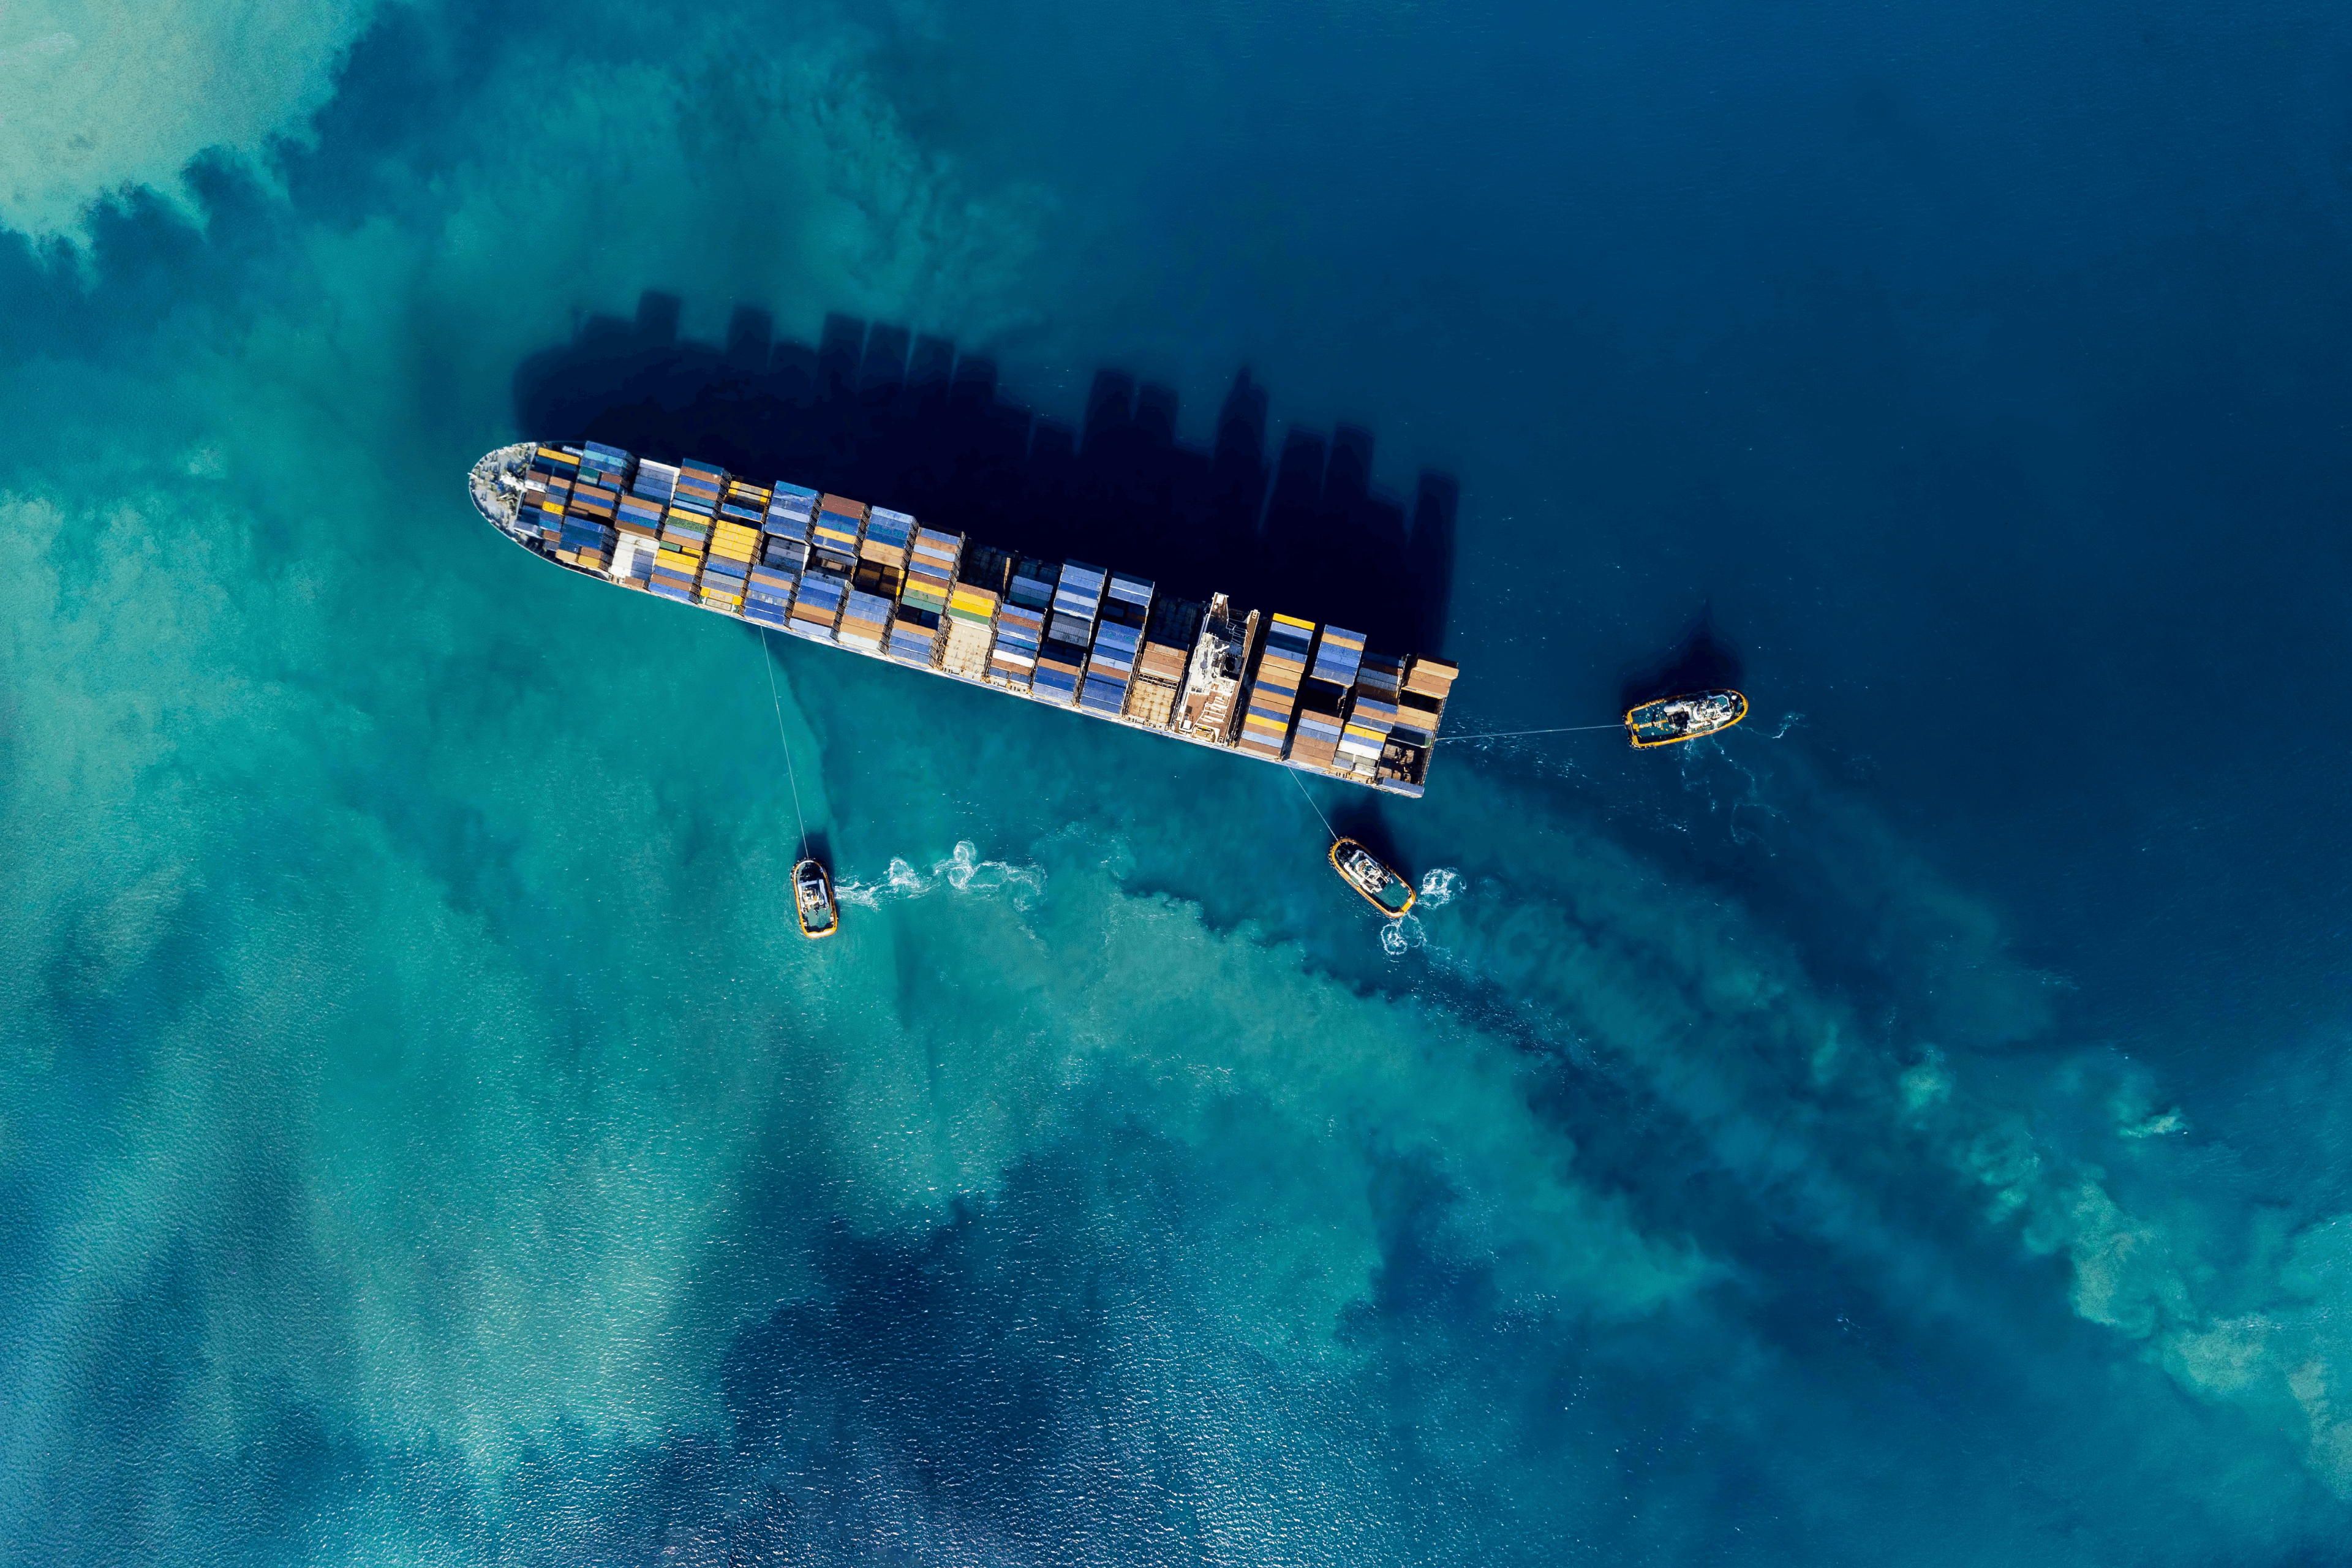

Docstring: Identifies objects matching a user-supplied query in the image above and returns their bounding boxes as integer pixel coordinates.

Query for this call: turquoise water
[9,0,2352,1561]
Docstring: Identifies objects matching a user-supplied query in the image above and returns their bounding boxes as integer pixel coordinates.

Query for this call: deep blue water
[6,0,2352,1562]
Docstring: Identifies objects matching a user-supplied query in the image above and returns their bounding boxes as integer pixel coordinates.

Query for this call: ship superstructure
[471,442,1456,795]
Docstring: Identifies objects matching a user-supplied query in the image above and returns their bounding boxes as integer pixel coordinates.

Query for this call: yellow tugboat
[1329,838,1417,918]
[1626,690,1747,748]
[793,858,840,939]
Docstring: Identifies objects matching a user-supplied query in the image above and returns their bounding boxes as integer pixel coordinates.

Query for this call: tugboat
[1625,690,1747,748]
[1329,838,1417,918]
[793,858,840,940]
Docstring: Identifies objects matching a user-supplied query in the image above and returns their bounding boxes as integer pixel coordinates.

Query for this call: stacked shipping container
[555,442,627,571]
[695,477,770,617]
[790,567,848,641]
[839,589,892,651]
[1239,613,1317,759]
[1310,624,1366,692]
[520,445,579,551]
[1338,651,1405,782]
[944,546,1011,678]
[790,494,865,641]
[766,483,820,557]
[1080,573,1152,715]
[989,557,1057,692]
[610,456,674,589]
[649,461,722,605]
[1290,700,1344,771]
[813,494,865,566]
[840,503,910,650]
[744,483,816,631]
[891,526,961,667]
[1287,622,1365,772]
[1380,657,1458,796]
[1123,593,1201,728]
[1036,560,1105,707]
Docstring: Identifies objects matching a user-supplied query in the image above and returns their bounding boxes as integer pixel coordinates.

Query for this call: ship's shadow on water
[1618,611,1744,710]
[1326,793,1406,871]
[511,293,1457,652]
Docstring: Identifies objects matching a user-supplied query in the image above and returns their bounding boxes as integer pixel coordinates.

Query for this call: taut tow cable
[758,629,811,859]
[1286,766,1338,843]
[1434,722,1622,744]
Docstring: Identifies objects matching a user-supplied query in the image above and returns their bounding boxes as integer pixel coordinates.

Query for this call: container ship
[470,442,1458,796]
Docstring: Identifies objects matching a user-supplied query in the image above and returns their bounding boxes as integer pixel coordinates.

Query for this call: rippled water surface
[7,1,2352,1562]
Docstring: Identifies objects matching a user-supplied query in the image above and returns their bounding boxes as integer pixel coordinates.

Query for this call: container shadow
[511,295,1457,653]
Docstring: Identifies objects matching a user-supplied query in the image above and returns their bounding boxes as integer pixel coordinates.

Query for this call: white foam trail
[1368,870,1464,956]
[2119,1108,2188,1139]
[834,840,1045,911]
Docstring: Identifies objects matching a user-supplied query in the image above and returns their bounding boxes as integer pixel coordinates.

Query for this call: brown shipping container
[1403,657,1458,698]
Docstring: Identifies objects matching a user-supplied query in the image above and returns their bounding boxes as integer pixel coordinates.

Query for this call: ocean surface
[6,0,2352,1562]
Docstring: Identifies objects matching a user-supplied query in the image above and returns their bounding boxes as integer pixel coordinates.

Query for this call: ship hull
[1624,690,1748,747]
[1330,838,1417,917]
[794,859,839,939]
[473,442,1460,797]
